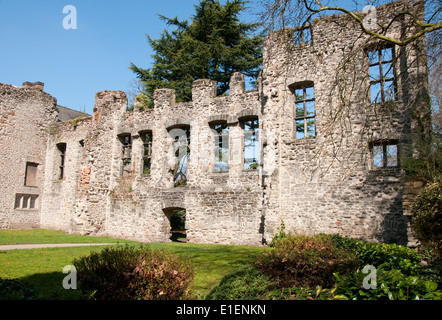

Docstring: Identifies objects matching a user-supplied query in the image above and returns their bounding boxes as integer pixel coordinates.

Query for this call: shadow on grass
[7,272,91,300]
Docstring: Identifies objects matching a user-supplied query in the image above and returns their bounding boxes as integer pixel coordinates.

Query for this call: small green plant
[333,267,442,300]
[247,163,259,170]
[269,221,286,247]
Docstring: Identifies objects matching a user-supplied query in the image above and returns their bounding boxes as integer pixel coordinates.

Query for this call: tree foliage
[412,176,442,257]
[130,0,263,108]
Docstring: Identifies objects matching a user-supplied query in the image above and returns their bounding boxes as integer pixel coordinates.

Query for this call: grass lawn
[0,229,136,245]
[0,229,268,299]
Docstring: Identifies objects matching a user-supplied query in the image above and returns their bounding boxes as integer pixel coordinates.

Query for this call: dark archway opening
[163,208,187,242]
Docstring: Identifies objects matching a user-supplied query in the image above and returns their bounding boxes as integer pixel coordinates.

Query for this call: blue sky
[0,0,260,114]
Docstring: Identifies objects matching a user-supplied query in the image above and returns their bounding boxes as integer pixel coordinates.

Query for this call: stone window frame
[167,123,191,187]
[369,140,399,169]
[14,194,39,210]
[367,44,398,104]
[289,81,316,140]
[24,162,39,187]
[118,133,133,177]
[239,116,260,171]
[293,24,312,46]
[209,120,230,173]
[140,130,153,176]
[56,143,67,180]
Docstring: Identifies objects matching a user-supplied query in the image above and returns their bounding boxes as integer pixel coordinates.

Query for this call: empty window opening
[120,135,132,176]
[293,85,316,139]
[56,143,67,180]
[24,162,38,187]
[211,122,229,172]
[293,26,312,45]
[141,131,153,176]
[14,194,38,210]
[168,126,190,187]
[368,46,397,103]
[163,208,187,243]
[371,142,398,168]
[241,118,259,170]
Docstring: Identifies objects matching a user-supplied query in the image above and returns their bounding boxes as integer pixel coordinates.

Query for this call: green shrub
[126,250,194,300]
[256,234,360,288]
[205,265,275,300]
[333,267,442,300]
[0,278,36,300]
[412,176,442,257]
[265,286,337,300]
[328,234,422,275]
[73,245,194,300]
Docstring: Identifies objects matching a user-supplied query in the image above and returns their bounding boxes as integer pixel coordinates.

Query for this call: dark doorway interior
[163,208,187,242]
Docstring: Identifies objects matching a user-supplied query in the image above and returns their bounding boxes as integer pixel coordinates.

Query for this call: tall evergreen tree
[130,0,263,108]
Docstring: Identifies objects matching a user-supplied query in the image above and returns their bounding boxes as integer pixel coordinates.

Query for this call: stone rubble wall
[0,0,430,246]
[0,83,58,229]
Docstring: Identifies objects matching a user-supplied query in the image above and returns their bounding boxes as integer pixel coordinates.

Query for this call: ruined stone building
[0,1,430,246]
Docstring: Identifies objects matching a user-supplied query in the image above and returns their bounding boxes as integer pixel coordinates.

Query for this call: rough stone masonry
[0,0,431,246]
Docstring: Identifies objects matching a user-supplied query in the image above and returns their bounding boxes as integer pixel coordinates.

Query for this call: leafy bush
[73,245,194,300]
[205,265,275,300]
[333,267,442,300]
[0,278,36,300]
[412,176,442,257]
[327,234,422,275]
[256,234,360,288]
[126,250,194,300]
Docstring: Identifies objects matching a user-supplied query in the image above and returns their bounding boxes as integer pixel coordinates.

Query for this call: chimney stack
[23,81,44,91]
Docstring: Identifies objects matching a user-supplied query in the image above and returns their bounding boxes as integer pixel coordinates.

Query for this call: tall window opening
[293,85,316,139]
[168,126,190,187]
[241,118,259,170]
[211,122,229,172]
[56,143,67,179]
[368,46,397,103]
[141,131,153,176]
[24,162,38,187]
[119,135,132,176]
[293,26,312,45]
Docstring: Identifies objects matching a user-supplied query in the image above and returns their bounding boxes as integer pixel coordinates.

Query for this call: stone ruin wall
[260,0,429,245]
[0,83,58,229]
[0,0,430,246]
[41,74,266,245]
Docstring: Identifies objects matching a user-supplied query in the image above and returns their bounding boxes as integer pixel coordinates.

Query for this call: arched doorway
[162,207,187,242]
